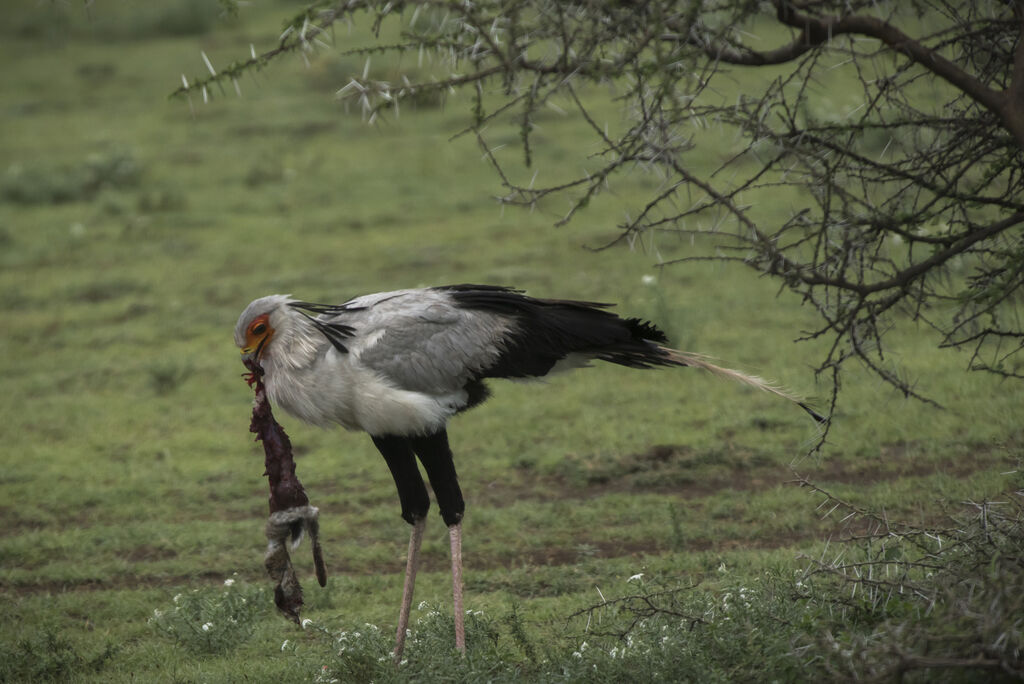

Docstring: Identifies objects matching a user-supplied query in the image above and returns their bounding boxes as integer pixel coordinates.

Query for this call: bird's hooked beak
[240,314,274,365]
[240,344,262,365]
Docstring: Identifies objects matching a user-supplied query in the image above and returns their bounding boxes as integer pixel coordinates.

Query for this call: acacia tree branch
[171,1,366,99]
[1003,6,1024,144]
[684,2,1023,148]
[792,212,1024,296]
[772,1,1024,150]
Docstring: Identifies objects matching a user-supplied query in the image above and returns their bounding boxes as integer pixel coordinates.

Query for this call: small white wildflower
[224,578,235,587]
[717,562,728,573]
[609,646,619,659]
[302,618,314,629]
[202,622,213,632]
[641,274,657,286]
[173,593,182,604]
[627,573,644,583]
[418,601,428,610]
[281,639,291,651]
[572,651,582,658]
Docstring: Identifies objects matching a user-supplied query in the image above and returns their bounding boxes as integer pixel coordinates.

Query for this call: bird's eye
[251,322,267,336]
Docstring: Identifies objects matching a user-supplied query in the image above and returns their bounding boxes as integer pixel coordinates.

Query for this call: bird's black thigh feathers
[372,430,465,528]
[410,430,464,527]
[372,435,430,525]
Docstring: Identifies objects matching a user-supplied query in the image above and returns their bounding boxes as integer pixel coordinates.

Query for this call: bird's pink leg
[449,521,465,654]
[393,516,426,662]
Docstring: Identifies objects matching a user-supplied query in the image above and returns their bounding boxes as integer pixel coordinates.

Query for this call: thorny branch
[177,1,1024,408]
[565,586,707,640]
[789,476,1024,680]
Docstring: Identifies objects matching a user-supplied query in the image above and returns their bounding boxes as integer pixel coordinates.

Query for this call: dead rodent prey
[244,358,327,624]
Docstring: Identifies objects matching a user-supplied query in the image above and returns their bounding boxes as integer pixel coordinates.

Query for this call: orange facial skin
[241,314,274,362]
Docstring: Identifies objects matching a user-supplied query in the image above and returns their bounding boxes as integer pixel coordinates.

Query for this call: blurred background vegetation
[0,1,1021,681]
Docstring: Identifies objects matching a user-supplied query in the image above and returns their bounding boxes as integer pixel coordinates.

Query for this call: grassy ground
[1,2,1022,682]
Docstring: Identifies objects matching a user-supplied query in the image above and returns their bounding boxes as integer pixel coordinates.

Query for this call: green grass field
[2,2,1021,681]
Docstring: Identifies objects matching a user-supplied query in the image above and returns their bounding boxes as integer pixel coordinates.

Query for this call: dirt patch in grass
[2,533,814,596]
[124,545,179,562]
[473,441,1010,508]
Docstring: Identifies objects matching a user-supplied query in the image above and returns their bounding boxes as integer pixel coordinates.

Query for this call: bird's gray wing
[335,289,514,394]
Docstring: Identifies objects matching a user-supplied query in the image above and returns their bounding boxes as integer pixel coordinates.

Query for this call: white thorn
[201,50,216,76]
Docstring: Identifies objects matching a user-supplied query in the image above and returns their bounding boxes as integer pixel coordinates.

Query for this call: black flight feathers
[440,284,675,377]
[288,301,357,354]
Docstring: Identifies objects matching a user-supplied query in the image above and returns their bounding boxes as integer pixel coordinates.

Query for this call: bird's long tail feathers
[661,348,827,424]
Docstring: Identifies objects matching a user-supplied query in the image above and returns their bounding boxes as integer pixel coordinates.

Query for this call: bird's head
[234,295,295,365]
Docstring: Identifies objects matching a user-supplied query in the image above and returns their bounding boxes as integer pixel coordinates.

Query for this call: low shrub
[149,579,268,654]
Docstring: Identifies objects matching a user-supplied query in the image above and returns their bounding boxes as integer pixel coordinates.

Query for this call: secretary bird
[235,284,821,658]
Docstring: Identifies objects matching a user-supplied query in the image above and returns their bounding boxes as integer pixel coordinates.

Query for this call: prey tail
[661,347,827,424]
